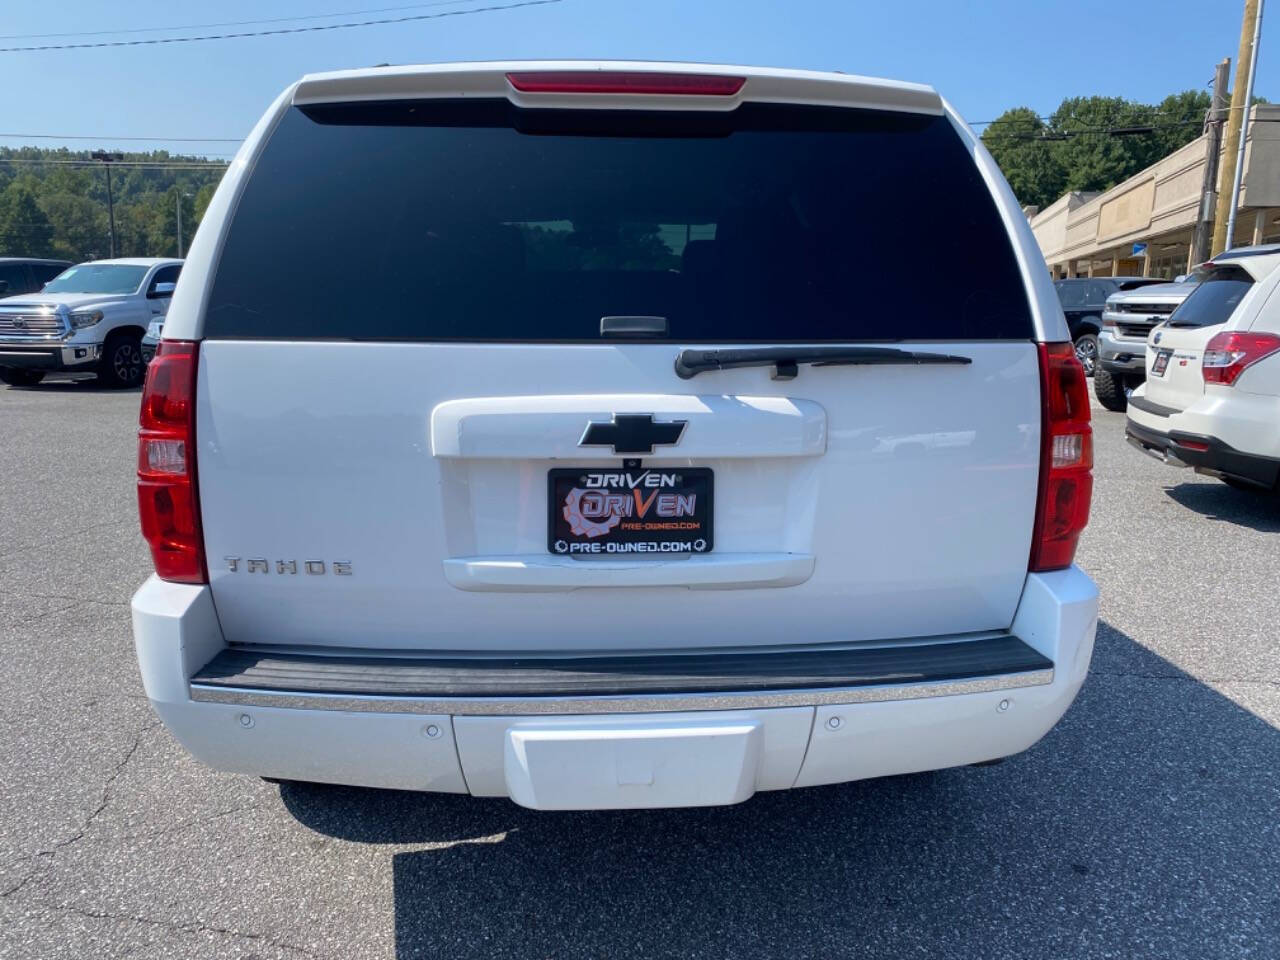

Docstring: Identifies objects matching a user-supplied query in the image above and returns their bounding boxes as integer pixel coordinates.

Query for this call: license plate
[548,467,713,556]
[1151,349,1171,376]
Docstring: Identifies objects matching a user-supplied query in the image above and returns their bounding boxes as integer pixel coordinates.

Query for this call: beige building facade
[1029,105,1280,279]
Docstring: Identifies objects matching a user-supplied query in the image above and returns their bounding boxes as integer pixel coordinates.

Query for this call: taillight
[506,71,746,96]
[137,340,206,583]
[1201,331,1280,386]
[1030,342,1093,572]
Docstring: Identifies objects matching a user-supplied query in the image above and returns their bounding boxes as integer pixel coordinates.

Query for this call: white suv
[0,258,182,387]
[1126,244,1280,491]
[131,62,1098,810]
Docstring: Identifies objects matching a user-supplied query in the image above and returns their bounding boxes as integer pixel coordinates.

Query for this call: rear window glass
[206,100,1033,342]
[1167,266,1253,328]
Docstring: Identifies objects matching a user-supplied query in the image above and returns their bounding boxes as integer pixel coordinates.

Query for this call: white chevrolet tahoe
[0,258,182,387]
[131,62,1098,810]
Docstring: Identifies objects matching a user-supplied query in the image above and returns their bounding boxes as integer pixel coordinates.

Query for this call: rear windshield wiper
[674,345,972,380]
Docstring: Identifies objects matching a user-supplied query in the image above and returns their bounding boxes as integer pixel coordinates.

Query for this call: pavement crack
[14,899,323,958]
[73,719,159,837]
[1,869,37,899]
[27,593,131,608]
[125,800,264,842]
[1,718,160,888]
[0,518,136,560]
[8,600,83,627]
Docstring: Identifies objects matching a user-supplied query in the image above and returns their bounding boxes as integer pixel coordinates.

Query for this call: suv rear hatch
[1142,265,1257,410]
[187,67,1053,652]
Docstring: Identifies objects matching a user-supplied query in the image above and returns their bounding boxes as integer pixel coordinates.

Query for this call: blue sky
[0,0,1274,157]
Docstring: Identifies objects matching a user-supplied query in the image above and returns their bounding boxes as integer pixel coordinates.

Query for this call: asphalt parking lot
[1,375,1278,960]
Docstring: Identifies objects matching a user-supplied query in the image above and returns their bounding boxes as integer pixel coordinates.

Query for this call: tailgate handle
[601,315,667,338]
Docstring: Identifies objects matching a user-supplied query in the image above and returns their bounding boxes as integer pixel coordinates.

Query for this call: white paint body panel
[291,60,945,116]
[196,340,1041,650]
[797,566,1097,785]
[431,394,826,460]
[442,552,815,592]
[130,569,1096,805]
[480,708,813,809]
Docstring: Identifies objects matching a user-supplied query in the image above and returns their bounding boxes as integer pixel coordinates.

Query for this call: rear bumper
[132,568,1098,807]
[1125,418,1280,489]
[0,341,102,371]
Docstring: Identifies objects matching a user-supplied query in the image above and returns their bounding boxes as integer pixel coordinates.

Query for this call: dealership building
[1028,104,1280,279]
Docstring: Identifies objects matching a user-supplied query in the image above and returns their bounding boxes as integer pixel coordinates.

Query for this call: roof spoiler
[292,61,944,116]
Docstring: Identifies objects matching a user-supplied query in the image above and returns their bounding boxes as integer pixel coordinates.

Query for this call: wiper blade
[674,345,972,380]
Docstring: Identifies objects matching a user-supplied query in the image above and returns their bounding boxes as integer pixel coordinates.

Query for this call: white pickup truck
[131,61,1098,810]
[0,258,181,387]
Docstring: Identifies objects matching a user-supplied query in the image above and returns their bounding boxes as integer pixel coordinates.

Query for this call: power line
[0,158,228,169]
[0,0,563,53]
[972,102,1270,128]
[980,118,1210,142]
[0,0,478,41]
[0,132,242,143]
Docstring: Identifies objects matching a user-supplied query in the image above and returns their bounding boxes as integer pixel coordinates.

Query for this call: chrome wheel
[1074,334,1098,377]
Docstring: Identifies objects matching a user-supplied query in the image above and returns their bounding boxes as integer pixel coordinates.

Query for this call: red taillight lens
[1201,331,1280,386]
[1031,342,1093,572]
[137,340,206,583]
[506,71,746,96]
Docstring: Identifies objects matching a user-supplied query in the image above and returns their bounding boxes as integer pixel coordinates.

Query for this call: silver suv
[1094,267,1208,411]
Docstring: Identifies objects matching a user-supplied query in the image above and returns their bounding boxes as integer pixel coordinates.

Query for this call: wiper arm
[674,345,972,380]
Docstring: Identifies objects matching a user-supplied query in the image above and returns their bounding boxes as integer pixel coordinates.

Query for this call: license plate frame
[1151,348,1172,377]
[548,467,714,557]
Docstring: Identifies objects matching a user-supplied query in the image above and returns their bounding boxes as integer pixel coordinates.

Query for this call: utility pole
[1191,59,1232,267]
[91,151,124,258]
[176,192,184,258]
[1225,0,1265,251]
[1213,0,1263,255]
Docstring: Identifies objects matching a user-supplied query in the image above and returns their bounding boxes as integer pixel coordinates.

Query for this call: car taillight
[506,71,746,96]
[137,340,206,583]
[1201,331,1280,386]
[1030,342,1093,572]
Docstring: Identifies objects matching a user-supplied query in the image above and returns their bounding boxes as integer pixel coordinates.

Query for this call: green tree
[981,89,1221,209]
[981,107,1065,209]
[0,180,55,256]
[40,191,106,261]
[1152,90,1211,157]
[0,145,227,259]
[194,182,218,224]
[1049,96,1160,194]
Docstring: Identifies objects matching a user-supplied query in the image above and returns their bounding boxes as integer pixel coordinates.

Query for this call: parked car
[0,257,72,298]
[1053,276,1164,376]
[141,317,163,364]
[1093,267,1210,411]
[0,258,182,387]
[131,61,1097,810]
[1126,244,1280,491]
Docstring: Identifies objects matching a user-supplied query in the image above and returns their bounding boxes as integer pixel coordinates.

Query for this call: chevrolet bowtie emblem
[579,414,687,455]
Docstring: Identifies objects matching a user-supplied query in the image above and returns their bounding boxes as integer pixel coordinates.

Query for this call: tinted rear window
[1167,266,1253,328]
[206,100,1033,342]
